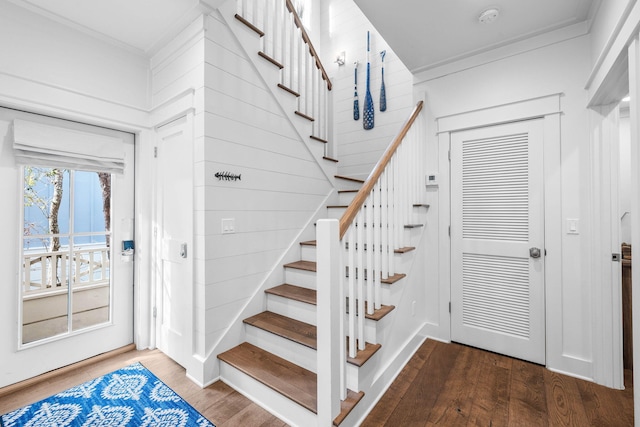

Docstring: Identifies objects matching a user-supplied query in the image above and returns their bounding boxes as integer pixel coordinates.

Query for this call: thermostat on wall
[425,173,439,188]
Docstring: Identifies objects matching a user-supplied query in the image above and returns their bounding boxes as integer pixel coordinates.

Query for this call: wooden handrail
[339,101,424,239]
[285,0,332,91]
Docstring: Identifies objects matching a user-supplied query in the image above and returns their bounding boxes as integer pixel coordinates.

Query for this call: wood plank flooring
[362,340,634,427]
[0,339,634,426]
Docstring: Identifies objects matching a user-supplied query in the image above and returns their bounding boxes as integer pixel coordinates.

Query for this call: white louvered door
[450,119,545,364]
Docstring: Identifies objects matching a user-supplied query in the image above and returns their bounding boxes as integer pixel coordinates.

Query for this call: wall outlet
[222,218,235,234]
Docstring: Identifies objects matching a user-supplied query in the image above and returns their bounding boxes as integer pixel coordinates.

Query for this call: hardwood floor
[362,340,634,427]
[0,339,634,426]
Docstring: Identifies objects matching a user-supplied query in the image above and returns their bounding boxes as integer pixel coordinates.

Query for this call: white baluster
[373,181,382,310]
[366,192,374,315]
[347,225,356,358]
[380,170,389,279]
[387,160,395,276]
[356,209,365,351]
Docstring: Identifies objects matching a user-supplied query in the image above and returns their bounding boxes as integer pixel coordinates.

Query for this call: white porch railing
[22,246,110,295]
[235,0,332,145]
[317,101,425,423]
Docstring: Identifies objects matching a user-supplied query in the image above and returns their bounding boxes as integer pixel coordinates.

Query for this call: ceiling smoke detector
[478,8,500,24]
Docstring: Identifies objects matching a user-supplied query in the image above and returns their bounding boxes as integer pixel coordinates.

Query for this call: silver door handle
[529,247,541,258]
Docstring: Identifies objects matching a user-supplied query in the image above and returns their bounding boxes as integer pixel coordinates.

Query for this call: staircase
[215,1,428,426]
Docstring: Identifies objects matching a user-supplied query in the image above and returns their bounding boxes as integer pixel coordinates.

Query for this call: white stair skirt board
[220,361,317,427]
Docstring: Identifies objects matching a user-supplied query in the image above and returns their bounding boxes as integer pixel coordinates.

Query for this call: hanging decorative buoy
[353,61,360,121]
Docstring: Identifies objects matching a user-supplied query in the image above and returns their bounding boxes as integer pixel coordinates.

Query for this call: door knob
[529,247,541,258]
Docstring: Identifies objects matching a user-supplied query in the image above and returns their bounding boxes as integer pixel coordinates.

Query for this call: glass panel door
[21,168,113,345]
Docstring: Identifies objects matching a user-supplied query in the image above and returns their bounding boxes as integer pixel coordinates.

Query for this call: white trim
[414,22,590,83]
[436,94,562,134]
[587,1,640,105]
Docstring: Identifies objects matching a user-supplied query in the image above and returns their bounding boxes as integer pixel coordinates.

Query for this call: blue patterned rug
[0,362,215,427]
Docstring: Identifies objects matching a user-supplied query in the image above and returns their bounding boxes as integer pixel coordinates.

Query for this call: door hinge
[154,147,158,158]
[448,226,451,237]
[448,150,451,161]
[153,307,157,318]
[449,302,451,313]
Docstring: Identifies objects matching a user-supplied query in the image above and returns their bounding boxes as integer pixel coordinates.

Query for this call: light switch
[222,218,235,234]
[567,218,579,235]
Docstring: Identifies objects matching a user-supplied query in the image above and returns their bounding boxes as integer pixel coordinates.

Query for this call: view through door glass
[22,168,112,344]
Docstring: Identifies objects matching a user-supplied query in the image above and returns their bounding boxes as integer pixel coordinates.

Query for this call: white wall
[319,0,414,180]
[0,0,154,387]
[416,35,595,379]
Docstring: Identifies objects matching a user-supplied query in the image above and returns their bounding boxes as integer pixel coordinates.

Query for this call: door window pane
[21,168,112,345]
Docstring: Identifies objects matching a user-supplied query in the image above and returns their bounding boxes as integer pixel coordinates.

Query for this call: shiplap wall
[152,11,333,370]
[200,12,332,356]
[319,0,414,180]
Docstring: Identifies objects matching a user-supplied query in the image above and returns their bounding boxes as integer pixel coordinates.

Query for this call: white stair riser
[326,208,346,220]
[335,179,363,191]
[266,293,317,326]
[346,352,378,392]
[284,268,316,289]
[245,324,317,373]
[300,245,316,262]
[338,192,358,206]
[220,362,317,427]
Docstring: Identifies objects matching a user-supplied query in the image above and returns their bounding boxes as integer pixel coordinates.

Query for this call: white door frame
[437,93,563,365]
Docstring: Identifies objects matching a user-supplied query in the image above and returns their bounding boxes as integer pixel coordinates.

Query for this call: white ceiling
[354,0,598,73]
[6,0,598,68]
[4,0,208,55]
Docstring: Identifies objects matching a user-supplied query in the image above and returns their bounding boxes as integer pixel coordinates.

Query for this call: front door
[0,107,134,387]
[155,115,193,370]
[450,119,545,364]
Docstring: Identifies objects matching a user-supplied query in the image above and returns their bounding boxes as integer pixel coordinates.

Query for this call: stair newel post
[400,143,409,248]
[380,170,389,280]
[365,192,374,315]
[373,181,382,310]
[347,225,356,358]
[316,219,343,425]
[356,209,365,351]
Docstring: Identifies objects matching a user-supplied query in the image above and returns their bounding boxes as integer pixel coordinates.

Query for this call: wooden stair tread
[266,284,393,321]
[234,14,264,37]
[266,284,316,305]
[335,175,365,183]
[284,260,317,272]
[218,342,364,423]
[244,311,381,366]
[338,189,359,193]
[295,110,315,121]
[258,51,284,69]
[413,203,430,208]
[310,135,328,144]
[277,83,300,97]
[323,156,339,163]
[347,341,382,367]
[244,311,316,349]
[327,205,348,209]
[345,267,406,284]
[382,273,406,284]
[395,246,416,253]
[300,240,317,246]
[404,224,424,229]
[346,299,396,321]
[218,342,317,413]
